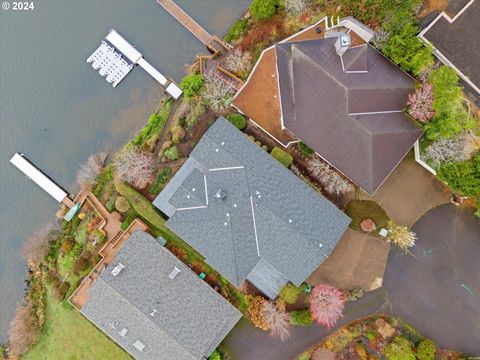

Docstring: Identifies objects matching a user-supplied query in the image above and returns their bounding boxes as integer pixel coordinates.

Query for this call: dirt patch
[419,0,449,18]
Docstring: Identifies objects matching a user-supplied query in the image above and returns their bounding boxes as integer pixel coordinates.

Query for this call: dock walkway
[157,0,219,51]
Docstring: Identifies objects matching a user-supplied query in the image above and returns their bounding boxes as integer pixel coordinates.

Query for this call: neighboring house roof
[153,118,351,299]
[419,0,479,97]
[276,38,423,194]
[81,230,241,360]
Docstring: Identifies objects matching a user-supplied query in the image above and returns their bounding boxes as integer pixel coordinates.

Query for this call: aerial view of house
[1,1,479,360]
[234,20,424,194]
[79,230,241,360]
[154,117,351,299]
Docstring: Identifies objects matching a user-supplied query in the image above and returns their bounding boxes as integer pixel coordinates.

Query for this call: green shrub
[148,168,172,195]
[416,339,436,360]
[250,0,279,20]
[225,18,249,43]
[180,74,204,98]
[298,142,314,157]
[297,353,311,360]
[437,153,480,197]
[93,165,112,197]
[290,310,313,326]
[115,197,130,213]
[208,349,222,360]
[279,283,303,304]
[132,101,173,145]
[120,211,136,231]
[382,23,433,76]
[385,336,415,360]
[271,146,293,167]
[164,146,180,161]
[115,182,167,231]
[171,125,186,144]
[425,66,474,140]
[227,113,247,130]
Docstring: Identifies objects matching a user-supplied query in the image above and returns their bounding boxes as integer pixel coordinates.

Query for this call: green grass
[23,288,132,360]
[345,200,390,233]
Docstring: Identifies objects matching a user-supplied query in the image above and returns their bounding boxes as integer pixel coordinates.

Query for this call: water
[0,0,249,341]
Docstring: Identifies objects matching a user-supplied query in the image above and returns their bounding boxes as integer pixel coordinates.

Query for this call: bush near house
[436,152,480,198]
[132,100,173,145]
[164,145,180,161]
[225,18,249,43]
[271,146,293,167]
[290,309,313,326]
[384,336,415,360]
[180,74,204,98]
[148,167,173,195]
[298,142,314,157]
[416,339,436,360]
[425,66,473,140]
[227,113,247,130]
[249,0,279,20]
[279,283,303,304]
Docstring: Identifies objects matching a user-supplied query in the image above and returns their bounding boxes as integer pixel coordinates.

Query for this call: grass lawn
[345,200,390,233]
[23,288,132,360]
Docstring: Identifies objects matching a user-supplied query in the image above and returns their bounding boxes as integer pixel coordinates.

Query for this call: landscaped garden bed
[296,315,466,360]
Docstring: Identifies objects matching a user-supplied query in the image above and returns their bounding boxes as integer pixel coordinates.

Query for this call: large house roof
[153,118,351,299]
[275,38,423,193]
[81,230,241,360]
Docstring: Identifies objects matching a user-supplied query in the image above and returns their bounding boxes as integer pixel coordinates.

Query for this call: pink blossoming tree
[309,284,345,328]
[407,83,435,123]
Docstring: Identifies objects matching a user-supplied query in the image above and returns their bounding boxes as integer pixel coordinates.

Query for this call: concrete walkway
[373,152,451,227]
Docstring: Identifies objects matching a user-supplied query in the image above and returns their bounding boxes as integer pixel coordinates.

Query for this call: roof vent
[119,327,128,337]
[111,263,125,276]
[133,340,145,352]
[214,188,227,201]
[168,266,181,280]
[335,33,351,56]
[150,309,157,317]
[109,320,119,329]
[319,243,323,248]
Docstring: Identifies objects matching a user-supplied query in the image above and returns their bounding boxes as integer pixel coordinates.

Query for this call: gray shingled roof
[81,230,241,360]
[153,118,351,298]
[276,38,424,194]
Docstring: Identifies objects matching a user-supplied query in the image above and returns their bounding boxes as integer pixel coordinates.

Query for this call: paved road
[222,205,480,359]
[383,204,480,355]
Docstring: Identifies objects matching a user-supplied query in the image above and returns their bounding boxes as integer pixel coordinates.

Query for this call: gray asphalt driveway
[383,204,480,355]
[222,205,480,359]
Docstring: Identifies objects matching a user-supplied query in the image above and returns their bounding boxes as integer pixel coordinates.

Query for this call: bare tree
[261,301,291,342]
[21,220,61,265]
[222,48,252,75]
[113,147,155,189]
[425,136,466,168]
[76,152,108,189]
[284,0,306,16]
[202,74,236,112]
[307,158,354,196]
[8,303,41,359]
[407,83,435,123]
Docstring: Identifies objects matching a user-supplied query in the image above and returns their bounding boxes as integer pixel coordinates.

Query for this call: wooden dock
[157,0,219,50]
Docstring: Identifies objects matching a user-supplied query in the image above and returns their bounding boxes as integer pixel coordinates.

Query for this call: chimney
[335,33,351,56]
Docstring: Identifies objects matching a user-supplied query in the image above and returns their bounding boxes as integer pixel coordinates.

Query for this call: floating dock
[10,153,75,209]
[87,29,183,99]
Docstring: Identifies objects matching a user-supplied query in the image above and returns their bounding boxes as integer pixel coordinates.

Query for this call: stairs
[110,231,124,247]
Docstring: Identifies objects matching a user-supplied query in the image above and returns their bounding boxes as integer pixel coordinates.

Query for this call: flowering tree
[309,284,345,328]
[202,74,236,112]
[113,147,155,189]
[222,48,252,75]
[425,136,466,168]
[76,152,108,190]
[387,221,417,252]
[407,83,435,123]
[261,301,291,342]
[284,0,306,16]
[307,158,354,196]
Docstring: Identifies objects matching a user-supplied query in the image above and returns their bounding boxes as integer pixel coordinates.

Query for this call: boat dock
[87,29,183,99]
[10,153,75,209]
[156,0,227,53]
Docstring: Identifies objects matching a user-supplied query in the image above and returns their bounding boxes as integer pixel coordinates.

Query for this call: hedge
[271,147,293,167]
[132,100,173,145]
[227,113,247,130]
[290,310,313,326]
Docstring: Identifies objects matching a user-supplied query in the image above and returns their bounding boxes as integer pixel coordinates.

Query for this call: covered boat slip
[10,153,68,203]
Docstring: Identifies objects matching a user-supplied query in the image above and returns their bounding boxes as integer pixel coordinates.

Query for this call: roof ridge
[94,277,197,359]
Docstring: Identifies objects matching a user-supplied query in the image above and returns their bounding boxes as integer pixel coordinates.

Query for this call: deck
[157,0,219,51]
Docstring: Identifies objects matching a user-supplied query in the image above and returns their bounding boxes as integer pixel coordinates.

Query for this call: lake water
[0,0,249,341]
